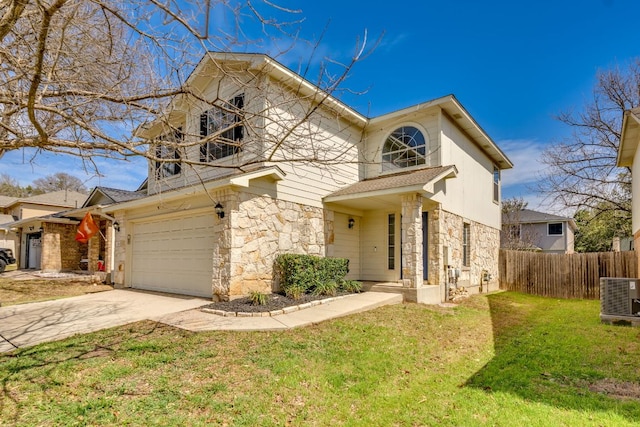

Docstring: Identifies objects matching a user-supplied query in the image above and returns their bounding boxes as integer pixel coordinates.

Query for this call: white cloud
[499,138,549,188]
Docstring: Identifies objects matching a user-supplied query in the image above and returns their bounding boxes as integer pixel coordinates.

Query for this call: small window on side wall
[463,222,471,267]
[548,223,563,236]
[493,166,500,203]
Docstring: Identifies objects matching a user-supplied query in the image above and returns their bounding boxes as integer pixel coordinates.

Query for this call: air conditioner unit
[600,277,640,317]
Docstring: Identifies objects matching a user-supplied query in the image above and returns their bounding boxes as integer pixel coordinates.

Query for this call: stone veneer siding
[112,211,126,286]
[428,206,499,289]
[219,191,326,300]
[40,223,82,272]
[401,194,423,288]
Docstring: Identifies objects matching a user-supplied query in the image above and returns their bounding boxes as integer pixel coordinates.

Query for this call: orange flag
[75,212,99,243]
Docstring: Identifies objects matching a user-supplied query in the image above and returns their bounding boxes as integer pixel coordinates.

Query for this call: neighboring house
[69,52,513,303]
[618,107,640,266]
[0,190,87,269]
[7,187,145,274]
[501,209,577,254]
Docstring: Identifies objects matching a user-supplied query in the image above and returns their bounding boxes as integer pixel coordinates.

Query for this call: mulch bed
[201,291,356,313]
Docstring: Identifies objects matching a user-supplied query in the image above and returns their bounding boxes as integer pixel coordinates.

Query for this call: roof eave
[102,166,285,213]
[617,109,640,167]
[324,165,457,203]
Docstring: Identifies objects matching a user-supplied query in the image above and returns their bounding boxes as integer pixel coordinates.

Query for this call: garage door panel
[130,211,216,297]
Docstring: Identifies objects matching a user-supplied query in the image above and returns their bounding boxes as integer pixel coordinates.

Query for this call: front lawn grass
[1,292,640,426]
[0,278,112,306]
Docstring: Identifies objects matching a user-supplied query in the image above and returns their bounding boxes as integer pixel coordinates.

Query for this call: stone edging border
[200,293,357,318]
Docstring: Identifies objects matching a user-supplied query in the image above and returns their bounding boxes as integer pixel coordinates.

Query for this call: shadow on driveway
[0,289,209,352]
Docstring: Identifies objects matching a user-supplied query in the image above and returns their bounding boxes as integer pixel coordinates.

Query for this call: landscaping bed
[201,291,357,315]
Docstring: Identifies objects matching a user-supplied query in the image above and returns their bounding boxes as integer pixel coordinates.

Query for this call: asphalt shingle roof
[18,190,87,208]
[327,165,456,198]
[510,209,573,223]
[0,195,18,207]
[96,187,147,203]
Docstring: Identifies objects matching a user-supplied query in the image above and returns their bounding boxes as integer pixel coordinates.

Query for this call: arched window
[382,126,427,172]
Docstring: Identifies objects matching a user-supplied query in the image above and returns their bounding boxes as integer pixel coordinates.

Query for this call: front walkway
[160,292,402,331]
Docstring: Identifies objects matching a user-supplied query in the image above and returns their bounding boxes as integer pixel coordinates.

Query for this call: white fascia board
[101,180,229,213]
[229,166,286,187]
[102,167,284,213]
[617,110,640,167]
[262,57,368,127]
[324,184,428,204]
[423,166,458,193]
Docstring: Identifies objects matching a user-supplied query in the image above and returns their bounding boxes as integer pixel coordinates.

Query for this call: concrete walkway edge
[156,292,403,332]
[0,291,403,352]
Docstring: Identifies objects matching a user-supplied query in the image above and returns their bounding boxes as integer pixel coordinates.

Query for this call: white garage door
[131,211,216,297]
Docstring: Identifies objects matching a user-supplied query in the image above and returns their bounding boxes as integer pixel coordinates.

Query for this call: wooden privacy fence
[499,249,638,299]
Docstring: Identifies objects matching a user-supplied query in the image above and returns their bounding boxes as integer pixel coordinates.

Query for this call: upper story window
[548,223,563,236]
[200,94,244,162]
[382,126,427,172]
[155,127,183,179]
[493,166,500,203]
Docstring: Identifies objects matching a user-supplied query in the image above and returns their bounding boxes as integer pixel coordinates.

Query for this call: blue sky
[2,0,639,210]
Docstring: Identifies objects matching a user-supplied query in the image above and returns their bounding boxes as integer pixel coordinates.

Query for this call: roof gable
[83,186,147,207]
[369,95,513,170]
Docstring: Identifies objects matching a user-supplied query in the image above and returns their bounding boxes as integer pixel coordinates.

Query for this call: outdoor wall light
[215,202,225,219]
[348,218,355,229]
[113,221,120,232]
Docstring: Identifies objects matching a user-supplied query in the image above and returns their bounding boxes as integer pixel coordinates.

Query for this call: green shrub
[249,291,268,306]
[312,280,338,297]
[275,254,349,299]
[284,284,306,300]
[339,279,363,293]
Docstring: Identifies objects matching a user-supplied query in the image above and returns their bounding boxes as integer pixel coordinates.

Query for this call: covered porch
[324,166,459,304]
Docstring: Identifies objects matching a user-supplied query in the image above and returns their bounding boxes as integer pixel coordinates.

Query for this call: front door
[27,232,42,269]
[422,212,428,280]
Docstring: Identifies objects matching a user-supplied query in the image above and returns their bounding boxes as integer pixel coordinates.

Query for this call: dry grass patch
[0,277,112,306]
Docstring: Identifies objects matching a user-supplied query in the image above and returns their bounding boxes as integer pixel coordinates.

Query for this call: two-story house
[92,52,512,303]
[618,107,640,267]
[501,208,577,254]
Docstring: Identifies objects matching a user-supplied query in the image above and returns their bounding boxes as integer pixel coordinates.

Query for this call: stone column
[401,193,423,288]
[428,205,444,286]
[112,211,127,286]
[211,189,237,301]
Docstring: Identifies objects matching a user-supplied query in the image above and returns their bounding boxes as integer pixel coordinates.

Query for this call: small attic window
[382,126,427,172]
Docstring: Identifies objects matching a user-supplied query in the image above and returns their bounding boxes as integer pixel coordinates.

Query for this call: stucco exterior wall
[438,114,501,230]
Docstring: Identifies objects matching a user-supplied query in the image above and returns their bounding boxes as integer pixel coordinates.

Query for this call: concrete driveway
[0,289,209,353]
